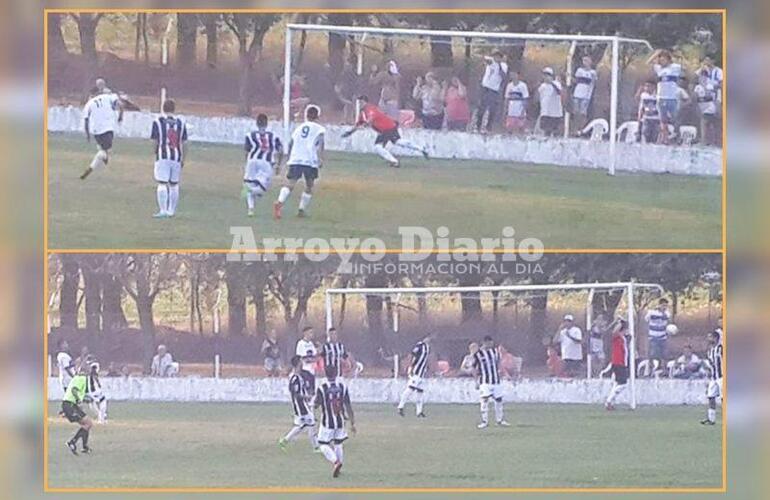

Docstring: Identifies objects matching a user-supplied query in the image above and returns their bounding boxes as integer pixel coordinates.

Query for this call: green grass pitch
[47,401,722,489]
[47,133,721,250]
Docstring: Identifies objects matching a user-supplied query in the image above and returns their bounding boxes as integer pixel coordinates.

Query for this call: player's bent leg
[374,144,399,167]
[415,388,426,417]
[274,179,297,220]
[297,175,314,217]
[154,182,170,218]
[494,396,508,426]
[478,396,490,428]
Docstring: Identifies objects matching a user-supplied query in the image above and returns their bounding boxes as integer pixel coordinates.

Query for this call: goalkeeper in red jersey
[341,95,429,167]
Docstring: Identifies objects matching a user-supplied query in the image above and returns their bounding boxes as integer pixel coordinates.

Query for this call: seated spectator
[459,342,479,376]
[106,362,120,377]
[546,345,565,377]
[537,67,564,137]
[693,69,719,146]
[261,331,282,377]
[444,77,471,131]
[636,79,661,143]
[498,345,523,380]
[150,344,179,377]
[412,72,445,130]
[504,70,529,134]
[436,359,451,377]
[668,344,703,379]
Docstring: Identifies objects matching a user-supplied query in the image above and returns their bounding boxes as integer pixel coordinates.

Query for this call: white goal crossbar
[284,23,652,175]
[325,282,663,409]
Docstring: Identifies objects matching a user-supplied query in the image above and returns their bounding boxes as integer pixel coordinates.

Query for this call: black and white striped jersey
[86,372,101,394]
[316,380,350,429]
[321,341,347,378]
[707,343,723,380]
[244,129,282,163]
[289,372,311,417]
[410,341,430,378]
[473,347,501,385]
[151,115,188,162]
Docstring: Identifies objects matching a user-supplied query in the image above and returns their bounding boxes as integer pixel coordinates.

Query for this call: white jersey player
[80,87,123,180]
[243,113,283,217]
[273,105,325,219]
[56,339,75,392]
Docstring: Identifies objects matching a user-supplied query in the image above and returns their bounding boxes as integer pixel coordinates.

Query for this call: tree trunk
[137,295,156,373]
[252,287,267,337]
[101,274,126,331]
[326,14,351,76]
[141,14,149,65]
[134,14,141,61]
[76,15,99,60]
[364,274,386,356]
[81,266,102,332]
[48,13,67,54]
[226,263,247,336]
[202,14,219,68]
[59,255,80,329]
[176,13,198,68]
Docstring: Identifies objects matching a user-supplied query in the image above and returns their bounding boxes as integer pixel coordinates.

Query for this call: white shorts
[706,378,723,399]
[244,159,274,193]
[154,159,182,183]
[479,383,503,400]
[317,426,348,444]
[407,375,425,391]
[293,413,315,428]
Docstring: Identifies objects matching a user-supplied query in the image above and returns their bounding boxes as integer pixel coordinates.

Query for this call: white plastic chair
[616,120,639,143]
[679,125,698,145]
[580,118,609,141]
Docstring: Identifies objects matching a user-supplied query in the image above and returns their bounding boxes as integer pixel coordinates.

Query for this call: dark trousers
[476,87,500,130]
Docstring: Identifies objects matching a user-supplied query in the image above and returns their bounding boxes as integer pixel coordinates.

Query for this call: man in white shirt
[648,49,683,144]
[699,55,723,103]
[694,69,719,146]
[537,67,564,137]
[274,104,325,219]
[571,55,598,133]
[475,50,508,133]
[56,339,76,391]
[150,344,179,377]
[669,344,702,379]
[504,70,529,134]
[295,326,318,394]
[80,86,123,180]
[556,314,583,376]
[644,298,671,364]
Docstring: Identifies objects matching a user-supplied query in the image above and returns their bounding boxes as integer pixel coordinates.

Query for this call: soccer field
[47,133,721,250]
[47,401,722,489]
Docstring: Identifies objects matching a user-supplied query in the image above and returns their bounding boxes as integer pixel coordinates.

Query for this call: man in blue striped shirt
[644,298,671,365]
[150,99,188,218]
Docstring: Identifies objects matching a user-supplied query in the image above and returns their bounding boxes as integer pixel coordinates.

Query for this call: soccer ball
[666,324,679,336]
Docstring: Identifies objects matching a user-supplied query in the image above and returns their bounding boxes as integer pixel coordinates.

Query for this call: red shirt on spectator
[611,333,628,366]
[357,103,398,133]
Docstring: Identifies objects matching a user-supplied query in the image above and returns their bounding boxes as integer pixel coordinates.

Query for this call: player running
[279,355,319,451]
[79,87,123,180]
[397,334,432,418]
[243,113,283,217]
[315,364,356,478]
[604,319,630,411]
[341,95,429,168]
[701,326,723,425]
[273,105,324,219]
[61,373,94,455]
[151,99,188,218]
[474,335,510,428]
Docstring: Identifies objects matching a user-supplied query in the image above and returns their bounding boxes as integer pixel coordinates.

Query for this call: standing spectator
[693,69,719,146]
[675,76,693,136]
[537,67,564,137]
[459,342,479,376]
[369,60,402,121]
[295,326,318,393]
[555,314,583,376]
[150,344,179,377]
[412,72,445,130]
[571,55,598,134]
[699,55,723,102]
[444,77,471,131]
[56,339,76,392]
[475,50,508,133]
[261,331,282,377]
[647,49,683,144]
[589,314,609,376]
[74,346,91,374]
[636,79,661,143]
[504,70,529,134]
[644,298,671,365]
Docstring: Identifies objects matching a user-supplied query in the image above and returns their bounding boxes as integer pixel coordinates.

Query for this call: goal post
[284,23,652,175]
[325,281,663,409]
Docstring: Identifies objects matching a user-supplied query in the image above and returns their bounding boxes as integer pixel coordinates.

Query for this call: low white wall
[48,376,707,406]
[47,106,721,176]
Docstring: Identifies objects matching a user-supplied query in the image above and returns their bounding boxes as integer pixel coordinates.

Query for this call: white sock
[307,425,318,449]
[480,398,489,423]
[320,444,337,464]
[283,425,303,442]
[708,408,716,423]
[494,399,504,422]
[90,150,107,170]
[246,189,256,211]
[398,387,412,409]
[98,399,108,423]
[374,144,397,163]
[299,192,312,211]
[168,184,179,215]
[156,184,169,214]
[278,186,291,204]
[416,391,425,415]
[395,139,423,152]
[607,383,626,404]
[334,444,344,463]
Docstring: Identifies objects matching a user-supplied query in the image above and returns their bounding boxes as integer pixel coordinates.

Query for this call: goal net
[324,282,664,409]
[283,23,652,175]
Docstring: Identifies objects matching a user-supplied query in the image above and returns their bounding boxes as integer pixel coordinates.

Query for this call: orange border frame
[43,7,728,494]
